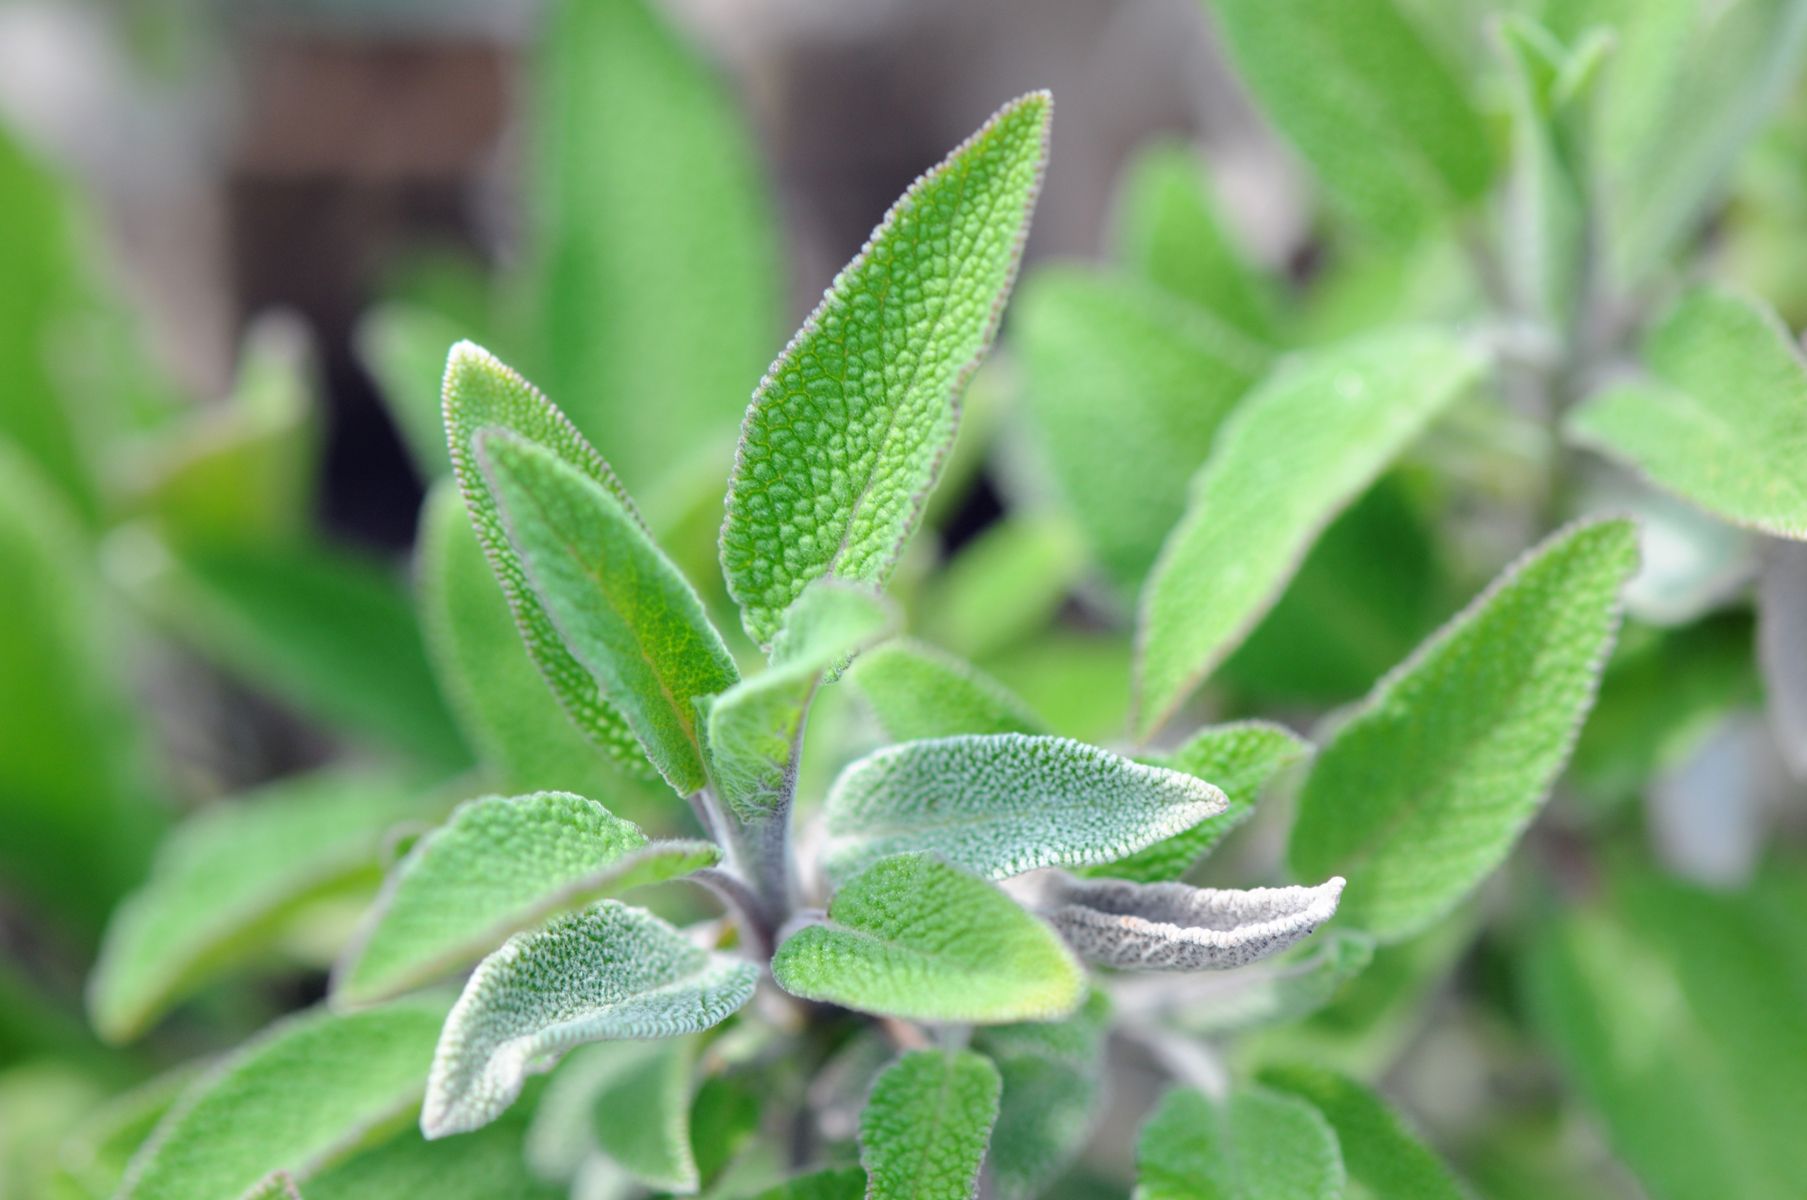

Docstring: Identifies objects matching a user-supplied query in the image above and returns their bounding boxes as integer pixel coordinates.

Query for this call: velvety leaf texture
[850,638,1045,742]
[1289,518,1638,942]
[1043,875,1344,972]
[1087,722,1310,884]
[974,991,1112,1200]
[1135,1086,1345,1200]
[442,341,652,773]
[92,768,439,1043]
[860,1050,1001,1200]
[1207,0,1495,243]
[333,791,717,1006]
[1136,328,1482,736]
[720,92,1051,648]
[1258,1065,1469,1200]
[422,901,756,1137]
[1566,288,1807,538]
[822,733,1226,883]
[1016,267,1269,590]
[770,854,1083,1023]
[121,998,448,1200]
[478,428,739,793]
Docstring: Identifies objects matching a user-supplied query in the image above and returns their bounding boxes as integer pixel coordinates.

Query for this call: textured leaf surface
[1044,875,1343,972]
[1567,289,1807,537]
[861,1050,1001,1200]
[121,998,448,1200]
[422,901,756,1137]
[1258,1065,1468,1200]
[333,791,716,1006]
[1135,1087,1344,1200]
[1526,866,1807,1200]
[1289,519,1637,941]
[1207,0,1495,242]
[720,93,1051,647]
[771,855,1083,1023]
[1113,141,1280,340]
[849,639,1044,742]
[1135,328,1481,735]
[702,581,894,822]
[1016,268,1268,589]
[92,768,439,1042]
[479,429,738,793]
[823,733,1225,883]
[525,1039,698,1192]
[973,991,1112,1200]
[1087,722,1310,884]
[306,1117,561,1200]
[532,0,779,493]
[443,342,650,772]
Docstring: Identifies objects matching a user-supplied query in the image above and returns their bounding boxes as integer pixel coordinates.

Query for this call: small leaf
[751,1168,868,1200]
[861,1050,1001,1200]
[422,901,757,1137]
[1016,267,1269,590]
[1135,1086,1344,1200]
[525,1039,699,1193]
[1135,328,1482,736]
[720,92,1051,648]
[702,581,895,823]
[1258,1065,1469,1200]
[770,855,1083,1023]
[442,341,653,774]
[1289,518,1638,942]
[305,1115,561,1200]
[1043,875,1344,972]
[333,791,717,1006]
[477,427,739,793]
[1120,931,1374,1038]
[1086,722,1310,884]
[120,998,449,1200]
[1566,288,1807,538]
[973,991,1112,1200]
[823,733,1226,883]
[849,638,1045,742]
[91,768,442,1043]
[1205,0,1495,243]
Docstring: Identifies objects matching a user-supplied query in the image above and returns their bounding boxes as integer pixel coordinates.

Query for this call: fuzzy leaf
[1132,931,1375,1037]
[1258,1065,1469,1200]
[849,638,1045,742]
[120,998,448,1200]
[1290,519,1638,942]
[823,733,1226,883]
[1043,875,1344,972]
[1135,328,1481,735]
[422,901,756,1137]
[770,855,1083,1023]
[442,341,652,774]
[306,1118,562,1200]
[91,768,441,1043]
[1087,722,1310,884]
[1135,1086,1345,1200]
[702,581,894,822]
[1205,0,1495,243]
[861,1050,1001,1200]
[1567,288,1807,538]
[720,92,1051,648]
[1016,268,1269,590]
[525,1039,699,1193]
[478,428,739,793]
[333,791,717,1006]
[532,0,780,493]
[974,992,1112,1200]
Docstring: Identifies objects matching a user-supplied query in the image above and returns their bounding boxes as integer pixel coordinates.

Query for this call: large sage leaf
[121,998,448,1200]
[770,854,1083,1023]
[1567,288,1807,538]
[332,791,716,1006]
[478,428,739,793]
[1016,267,1269,590]
[91,768,441,1043]
[861,1050,1001,1200]
[720,92,1051,648]
[1258,1065,1468,1200]
[849,638,1045,742]
[822,733,1225,883]
[1205,0,1495,243]
[1289,518,1639,942]
[1135,1086,1345,1200]
[1043,875,1344,972]
[422,901,757,1137]
[1135,328,1481,736]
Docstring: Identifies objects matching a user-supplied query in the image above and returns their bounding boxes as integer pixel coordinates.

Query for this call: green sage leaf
[861,1049,1001,1200]
[1257,1064,1469,1200]
[1135,1086,1344,1200]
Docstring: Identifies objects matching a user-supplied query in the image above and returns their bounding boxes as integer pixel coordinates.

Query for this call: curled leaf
[1042,874,1344,971]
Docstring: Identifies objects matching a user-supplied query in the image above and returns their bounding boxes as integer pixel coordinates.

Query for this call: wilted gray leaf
[1040,874,1344,971]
